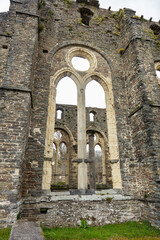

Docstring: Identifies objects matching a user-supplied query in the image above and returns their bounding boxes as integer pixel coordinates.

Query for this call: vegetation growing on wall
[144,29,160,50]
[64,0,72,11]
[110,9,125,36]
[110,9,126,22]
[118,48,125,55]
[38,0,46,10]
[38,22,44,33]
[92,15,107,25]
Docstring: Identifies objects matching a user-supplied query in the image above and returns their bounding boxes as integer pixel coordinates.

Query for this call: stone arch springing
[53,68,81,89]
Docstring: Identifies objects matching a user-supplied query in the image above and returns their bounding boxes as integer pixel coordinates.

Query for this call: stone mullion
[101,142,106,185]
[54,142,59,184]
[77,87,88,190]
[89,131,96,189]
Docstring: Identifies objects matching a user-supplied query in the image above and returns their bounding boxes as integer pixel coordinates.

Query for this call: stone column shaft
[54,143,59,184]
[77,88,87,189]
[89,132,96,189]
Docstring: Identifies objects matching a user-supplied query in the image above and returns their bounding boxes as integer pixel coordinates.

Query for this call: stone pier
[88,131,96,189]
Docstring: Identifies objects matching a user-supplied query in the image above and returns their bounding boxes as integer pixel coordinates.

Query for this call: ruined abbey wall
[0,0,160,228]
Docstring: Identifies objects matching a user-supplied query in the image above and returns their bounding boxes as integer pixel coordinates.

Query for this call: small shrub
[113,31,120,36]
[78,31,83,37]
[64,0,72,10]
[144,193,148,199]
[80,219,88,229]
[118,48,125,55]
[77,18,82,24]
[132,15,147,21]
[80,3,86,7]
[48,10,53,15]
[100,193,104,196]
[40,208,48,213]
[57,182,66,186]
[54,3,58,7]
[144,29,160,50]
[111,9,126,22]
[114,24,122,31]
[38,2,43,9]
[17,212,21,220]
[156,40,160,50]
[38,23,44,33]
[132,15,141,19]
[38,1,45,10]
[144,29,158,40]
[106,197,112,203]
[93,15,106,25]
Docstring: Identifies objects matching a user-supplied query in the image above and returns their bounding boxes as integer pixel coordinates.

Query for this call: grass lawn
[42,221,160,240]
[0,227,11,240]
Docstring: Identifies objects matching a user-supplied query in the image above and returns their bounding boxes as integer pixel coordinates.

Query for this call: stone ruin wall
[54,104,112,189]
[0,0,160,228]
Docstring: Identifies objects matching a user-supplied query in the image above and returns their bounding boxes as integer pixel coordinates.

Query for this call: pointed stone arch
[44,68,80,160]
[52,128,70,186]
[42,46,122,190]
[86,128,110,186]
[84,73,122,189]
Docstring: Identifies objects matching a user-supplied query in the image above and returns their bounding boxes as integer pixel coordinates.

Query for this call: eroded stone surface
[9,221,44,240]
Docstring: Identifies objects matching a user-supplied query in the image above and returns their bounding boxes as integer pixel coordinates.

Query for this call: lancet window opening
[52,130,70,186]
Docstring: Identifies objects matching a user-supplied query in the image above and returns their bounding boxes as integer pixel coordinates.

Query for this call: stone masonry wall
[23,0,128,198]
[21,191,155,228]
[120,9,160,226]
[0,91,31,227]
[21,0,160,228]
[0,0,38,227]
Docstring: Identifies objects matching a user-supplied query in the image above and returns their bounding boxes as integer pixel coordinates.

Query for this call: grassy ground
[42,221,160,240]
[0,227,11,240]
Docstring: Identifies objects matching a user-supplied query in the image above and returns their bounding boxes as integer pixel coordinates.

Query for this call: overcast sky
[0,0,159,21]
[99,0,159,22]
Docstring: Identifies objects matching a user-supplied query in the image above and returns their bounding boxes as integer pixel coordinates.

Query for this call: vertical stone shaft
[54,143,59,184]
[77,88,88,189]
[89,132,96,189]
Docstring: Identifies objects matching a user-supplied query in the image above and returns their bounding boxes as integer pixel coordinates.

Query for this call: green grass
[42,221,160,240]
[0,227,11,240]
